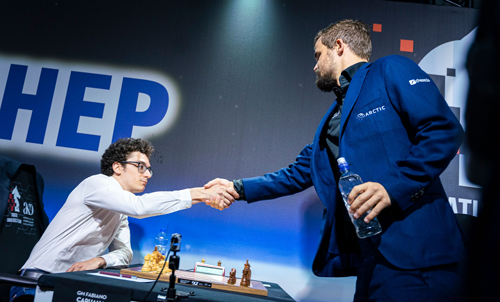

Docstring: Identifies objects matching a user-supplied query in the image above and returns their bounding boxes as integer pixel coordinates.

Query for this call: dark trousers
[354,239,461,302]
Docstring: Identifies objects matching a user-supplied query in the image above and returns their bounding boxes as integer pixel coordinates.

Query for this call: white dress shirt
[22,174,192,273]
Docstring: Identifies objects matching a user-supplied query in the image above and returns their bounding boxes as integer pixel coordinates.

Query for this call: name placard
[52,278,131,302]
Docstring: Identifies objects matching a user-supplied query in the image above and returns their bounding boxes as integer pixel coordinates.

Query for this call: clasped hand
[202,178,238,210]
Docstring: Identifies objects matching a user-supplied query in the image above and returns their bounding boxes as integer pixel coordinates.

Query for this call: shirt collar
[333,61,367,101]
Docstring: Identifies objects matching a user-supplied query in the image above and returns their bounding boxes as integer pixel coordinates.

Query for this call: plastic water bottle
[337,157,382,239]
[155,228,168,255]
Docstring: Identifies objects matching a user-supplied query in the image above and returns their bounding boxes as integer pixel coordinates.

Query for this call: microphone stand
[157,233,191,302]
[166,251,187,301]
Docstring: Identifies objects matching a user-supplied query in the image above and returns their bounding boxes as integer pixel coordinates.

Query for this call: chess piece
[201,259,205,264]
[156,260,170,274]
[227,268,236,285]
[218,261,221,267]
[240,267,250,287]
[244,259,252,281]
[141,253,152,272]
[142,248,170,273]
[141,261,152,272]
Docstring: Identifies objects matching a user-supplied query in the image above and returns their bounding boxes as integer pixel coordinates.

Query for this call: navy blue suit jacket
[242,55,465,277]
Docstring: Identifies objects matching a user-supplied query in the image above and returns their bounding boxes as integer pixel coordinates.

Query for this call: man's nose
[314,64,318,71]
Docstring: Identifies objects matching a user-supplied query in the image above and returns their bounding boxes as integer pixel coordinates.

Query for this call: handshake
[190,178,238,211]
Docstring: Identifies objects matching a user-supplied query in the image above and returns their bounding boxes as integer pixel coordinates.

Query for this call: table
[36,266,295,302]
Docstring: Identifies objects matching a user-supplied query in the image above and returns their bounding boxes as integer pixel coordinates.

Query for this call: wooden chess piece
[245,259,252,280]
[201,258,205,264]
[141,261,151,272]
[227,268,236,285]
[240,267,250,287]
[217,261,221,267]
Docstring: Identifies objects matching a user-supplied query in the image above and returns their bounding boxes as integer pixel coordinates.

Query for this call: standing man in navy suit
[207,20,465,301]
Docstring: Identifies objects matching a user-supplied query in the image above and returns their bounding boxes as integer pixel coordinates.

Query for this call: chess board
[120,266,268,296]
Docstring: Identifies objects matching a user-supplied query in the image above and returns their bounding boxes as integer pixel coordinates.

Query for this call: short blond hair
[314,19,372,61]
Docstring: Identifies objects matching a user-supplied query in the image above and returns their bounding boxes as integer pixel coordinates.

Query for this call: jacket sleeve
[242,144,314,203]
[379,56,464,211]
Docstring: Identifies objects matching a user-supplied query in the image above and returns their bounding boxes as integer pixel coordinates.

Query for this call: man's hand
[66,257,106,272]
[347,182,391,223]
[204,178,239,210]
[205,195,229,211]
[190,182,238,210]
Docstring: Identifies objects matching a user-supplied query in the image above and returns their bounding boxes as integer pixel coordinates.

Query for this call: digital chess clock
[194,262,225,276]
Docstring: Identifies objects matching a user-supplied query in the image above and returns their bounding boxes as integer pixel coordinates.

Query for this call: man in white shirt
[10,137,235,300]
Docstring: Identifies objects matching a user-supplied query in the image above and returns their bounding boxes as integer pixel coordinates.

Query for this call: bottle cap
[337,157,350,172]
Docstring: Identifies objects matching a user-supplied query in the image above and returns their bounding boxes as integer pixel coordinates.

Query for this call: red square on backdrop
[373,24,382,32]
[400,39,414,52]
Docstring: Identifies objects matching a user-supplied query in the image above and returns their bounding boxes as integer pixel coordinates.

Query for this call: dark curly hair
[100,138,154,176]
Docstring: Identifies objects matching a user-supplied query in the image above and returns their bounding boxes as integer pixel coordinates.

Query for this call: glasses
[121,161,153,177]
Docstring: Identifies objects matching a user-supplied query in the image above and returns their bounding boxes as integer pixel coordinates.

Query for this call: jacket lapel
[339,63,370,140]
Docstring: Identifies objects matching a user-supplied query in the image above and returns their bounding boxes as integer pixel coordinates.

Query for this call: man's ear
[336,39,344,56]
[112,162,123,176]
